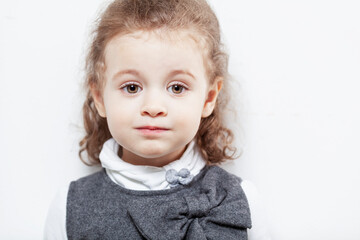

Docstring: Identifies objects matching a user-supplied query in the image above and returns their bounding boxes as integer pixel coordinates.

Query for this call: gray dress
[66,165,252,240]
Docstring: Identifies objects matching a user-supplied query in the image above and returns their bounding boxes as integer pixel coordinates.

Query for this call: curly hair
[79,0,237,166]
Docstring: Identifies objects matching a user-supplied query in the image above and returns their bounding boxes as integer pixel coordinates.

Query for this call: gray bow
[127,167,252,240]
[165,168,194,188]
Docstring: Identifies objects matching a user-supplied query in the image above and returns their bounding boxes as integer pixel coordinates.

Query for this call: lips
[135,126,169,135]
[136,126,169,131]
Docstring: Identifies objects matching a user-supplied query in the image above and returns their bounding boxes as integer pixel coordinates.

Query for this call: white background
[1,0,359,239]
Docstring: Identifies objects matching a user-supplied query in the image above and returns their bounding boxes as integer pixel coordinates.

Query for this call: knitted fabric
[66,166,252,240]
[165,168,194,187]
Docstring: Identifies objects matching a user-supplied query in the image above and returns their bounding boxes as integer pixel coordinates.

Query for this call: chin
[137,149,167,159]
[137,142,166,153]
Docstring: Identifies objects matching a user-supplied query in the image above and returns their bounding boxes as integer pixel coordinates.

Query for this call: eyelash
[119,82,142,94]
[119,81,189,95]
[167,82,189,95]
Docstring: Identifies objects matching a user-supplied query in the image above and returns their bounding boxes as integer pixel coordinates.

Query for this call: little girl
[44,0,269,239]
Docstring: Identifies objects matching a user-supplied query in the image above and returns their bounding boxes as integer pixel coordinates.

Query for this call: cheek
[103,94,135,126]
[172,97,204,127]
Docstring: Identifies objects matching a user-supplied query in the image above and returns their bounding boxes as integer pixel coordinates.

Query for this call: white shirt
[44,139,271,239]
[101,139,206,190]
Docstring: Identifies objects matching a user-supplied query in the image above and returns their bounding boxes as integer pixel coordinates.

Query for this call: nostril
[141,106,167,117]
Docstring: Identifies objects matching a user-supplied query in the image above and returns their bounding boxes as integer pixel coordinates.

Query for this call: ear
[90,83,106,118]
[202,77,223,118]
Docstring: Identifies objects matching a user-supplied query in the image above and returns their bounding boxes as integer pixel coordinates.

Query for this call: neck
[120,147,186,167]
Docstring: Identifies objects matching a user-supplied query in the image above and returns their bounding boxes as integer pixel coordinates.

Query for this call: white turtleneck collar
[99,138,206,190]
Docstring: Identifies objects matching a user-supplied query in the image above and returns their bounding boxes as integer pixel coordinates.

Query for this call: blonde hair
[79,0,237,165]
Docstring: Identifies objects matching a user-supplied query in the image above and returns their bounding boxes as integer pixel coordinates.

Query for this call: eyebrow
[112,69,140,81]
[168,70,196,80]
[112,69,196,81]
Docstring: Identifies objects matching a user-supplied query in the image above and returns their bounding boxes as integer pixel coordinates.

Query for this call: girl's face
[92,30,221,167]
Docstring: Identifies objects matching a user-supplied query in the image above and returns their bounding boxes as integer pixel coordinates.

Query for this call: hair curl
[79,0,237,166]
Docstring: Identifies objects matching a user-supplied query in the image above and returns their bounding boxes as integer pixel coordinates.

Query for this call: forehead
[107,29,205,53]
[103,30,208,80]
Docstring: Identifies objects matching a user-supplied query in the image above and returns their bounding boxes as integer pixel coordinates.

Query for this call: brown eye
[168,84,186,94]
[123,84,141,94]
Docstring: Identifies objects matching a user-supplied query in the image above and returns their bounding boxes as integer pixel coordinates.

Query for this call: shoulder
[208,166,255,196]
[67,169,106,195]
[214,166,272,240]
[236,179,272,240]
[204,166,249,192]
[43,170,106,239]
[204,165,242,183]
[70,169,105,186]
[201,166,250,208]
[43,183,69,240]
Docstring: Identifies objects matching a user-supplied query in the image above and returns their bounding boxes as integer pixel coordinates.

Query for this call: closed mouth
[136,126,169,131]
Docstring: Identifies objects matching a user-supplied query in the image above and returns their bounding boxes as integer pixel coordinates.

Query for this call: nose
[140,96,167,117]
[141,105,167,117]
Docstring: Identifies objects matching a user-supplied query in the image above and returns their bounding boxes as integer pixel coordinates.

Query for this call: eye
[167,83,188,94]
[120,83,142,94]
